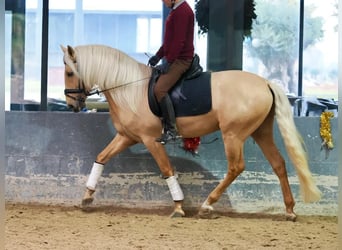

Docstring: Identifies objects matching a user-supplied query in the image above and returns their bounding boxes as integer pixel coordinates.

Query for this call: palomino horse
[61,44,321,220]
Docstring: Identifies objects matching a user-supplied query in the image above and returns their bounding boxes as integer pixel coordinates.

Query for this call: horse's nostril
[67,104,74,110]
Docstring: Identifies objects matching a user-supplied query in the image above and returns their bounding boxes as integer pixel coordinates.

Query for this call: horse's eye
[66,71,74,77]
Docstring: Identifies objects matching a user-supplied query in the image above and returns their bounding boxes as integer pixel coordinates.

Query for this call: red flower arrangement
[182,137,201,155]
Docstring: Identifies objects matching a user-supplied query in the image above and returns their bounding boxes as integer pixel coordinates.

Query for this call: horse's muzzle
[67,99,85,113]
[68,104,81,113]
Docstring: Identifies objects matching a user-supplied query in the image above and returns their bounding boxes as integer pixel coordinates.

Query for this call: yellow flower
[320,111,334,150]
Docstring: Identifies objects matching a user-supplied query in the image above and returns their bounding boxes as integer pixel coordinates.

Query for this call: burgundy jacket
[156,1,194,63]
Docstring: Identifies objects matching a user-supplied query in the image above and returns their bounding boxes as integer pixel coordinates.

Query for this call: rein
[64,76,150,100]
[86,77,151,96]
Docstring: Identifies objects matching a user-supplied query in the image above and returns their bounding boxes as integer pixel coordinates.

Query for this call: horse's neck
[102,63,151,115]
[111,61,150,88]
[137,63,152,78]
[103,92,121,115]
[80,46,150,90]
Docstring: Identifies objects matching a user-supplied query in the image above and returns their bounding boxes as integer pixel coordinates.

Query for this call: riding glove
[156,62,170,73]
[148,55,160,66]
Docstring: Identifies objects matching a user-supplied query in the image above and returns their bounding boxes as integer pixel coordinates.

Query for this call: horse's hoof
[81,197,94,207]
[170,211,185,218]
[170,208,185,218]
[81,188,95,207]
[285,212,297,222]
[198,208,220,219]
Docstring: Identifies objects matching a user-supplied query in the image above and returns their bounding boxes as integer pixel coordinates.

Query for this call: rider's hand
[156,62,170,73]
[148,55,160,66]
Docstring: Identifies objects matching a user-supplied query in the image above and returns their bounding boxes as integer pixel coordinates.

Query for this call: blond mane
[64,45,151,113]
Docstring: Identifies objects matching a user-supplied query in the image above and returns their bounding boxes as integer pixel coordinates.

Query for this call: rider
[148,0,195,145]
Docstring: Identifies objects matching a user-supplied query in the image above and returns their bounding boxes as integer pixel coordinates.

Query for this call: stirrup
[156,130,181,145]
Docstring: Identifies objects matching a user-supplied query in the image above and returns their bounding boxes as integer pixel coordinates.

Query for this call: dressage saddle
[148,54,212,117]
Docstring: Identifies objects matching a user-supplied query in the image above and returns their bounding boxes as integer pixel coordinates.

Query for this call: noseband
[64,79,89,103]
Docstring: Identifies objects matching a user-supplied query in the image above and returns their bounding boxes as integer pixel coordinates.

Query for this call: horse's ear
[60,45,67,53]
[67,45,76,62]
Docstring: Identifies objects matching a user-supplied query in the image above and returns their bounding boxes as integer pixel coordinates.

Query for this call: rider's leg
[156,94,180,144]
[154,59,191,144]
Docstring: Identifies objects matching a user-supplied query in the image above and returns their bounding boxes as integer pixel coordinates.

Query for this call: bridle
[63,58,88,104]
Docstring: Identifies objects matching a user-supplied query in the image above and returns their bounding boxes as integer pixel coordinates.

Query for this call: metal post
[40,0,48,111]
[298,0,304,97]
[6,0,26,108]
[161,3,169,64]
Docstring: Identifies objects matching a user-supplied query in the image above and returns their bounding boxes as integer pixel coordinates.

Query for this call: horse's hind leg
[82,133,136,207]
[252,114,296,221]
[199,136,245,218]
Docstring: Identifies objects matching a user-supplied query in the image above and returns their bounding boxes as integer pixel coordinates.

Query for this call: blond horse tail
[268,82,321,203]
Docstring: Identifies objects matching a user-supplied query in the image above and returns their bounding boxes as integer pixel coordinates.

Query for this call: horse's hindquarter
[210,71,273,135]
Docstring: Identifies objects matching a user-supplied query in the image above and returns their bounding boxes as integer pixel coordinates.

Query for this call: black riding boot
[156,94,181,144]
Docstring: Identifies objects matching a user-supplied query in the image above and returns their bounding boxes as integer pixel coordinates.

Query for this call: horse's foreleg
[165,175,185,217]
[199,138,244,218]
[81,133,136,207]
[82,161,103,206]
[144,139,185,218]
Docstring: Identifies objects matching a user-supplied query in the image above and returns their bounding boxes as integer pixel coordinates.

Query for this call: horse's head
[61,45,88,112]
